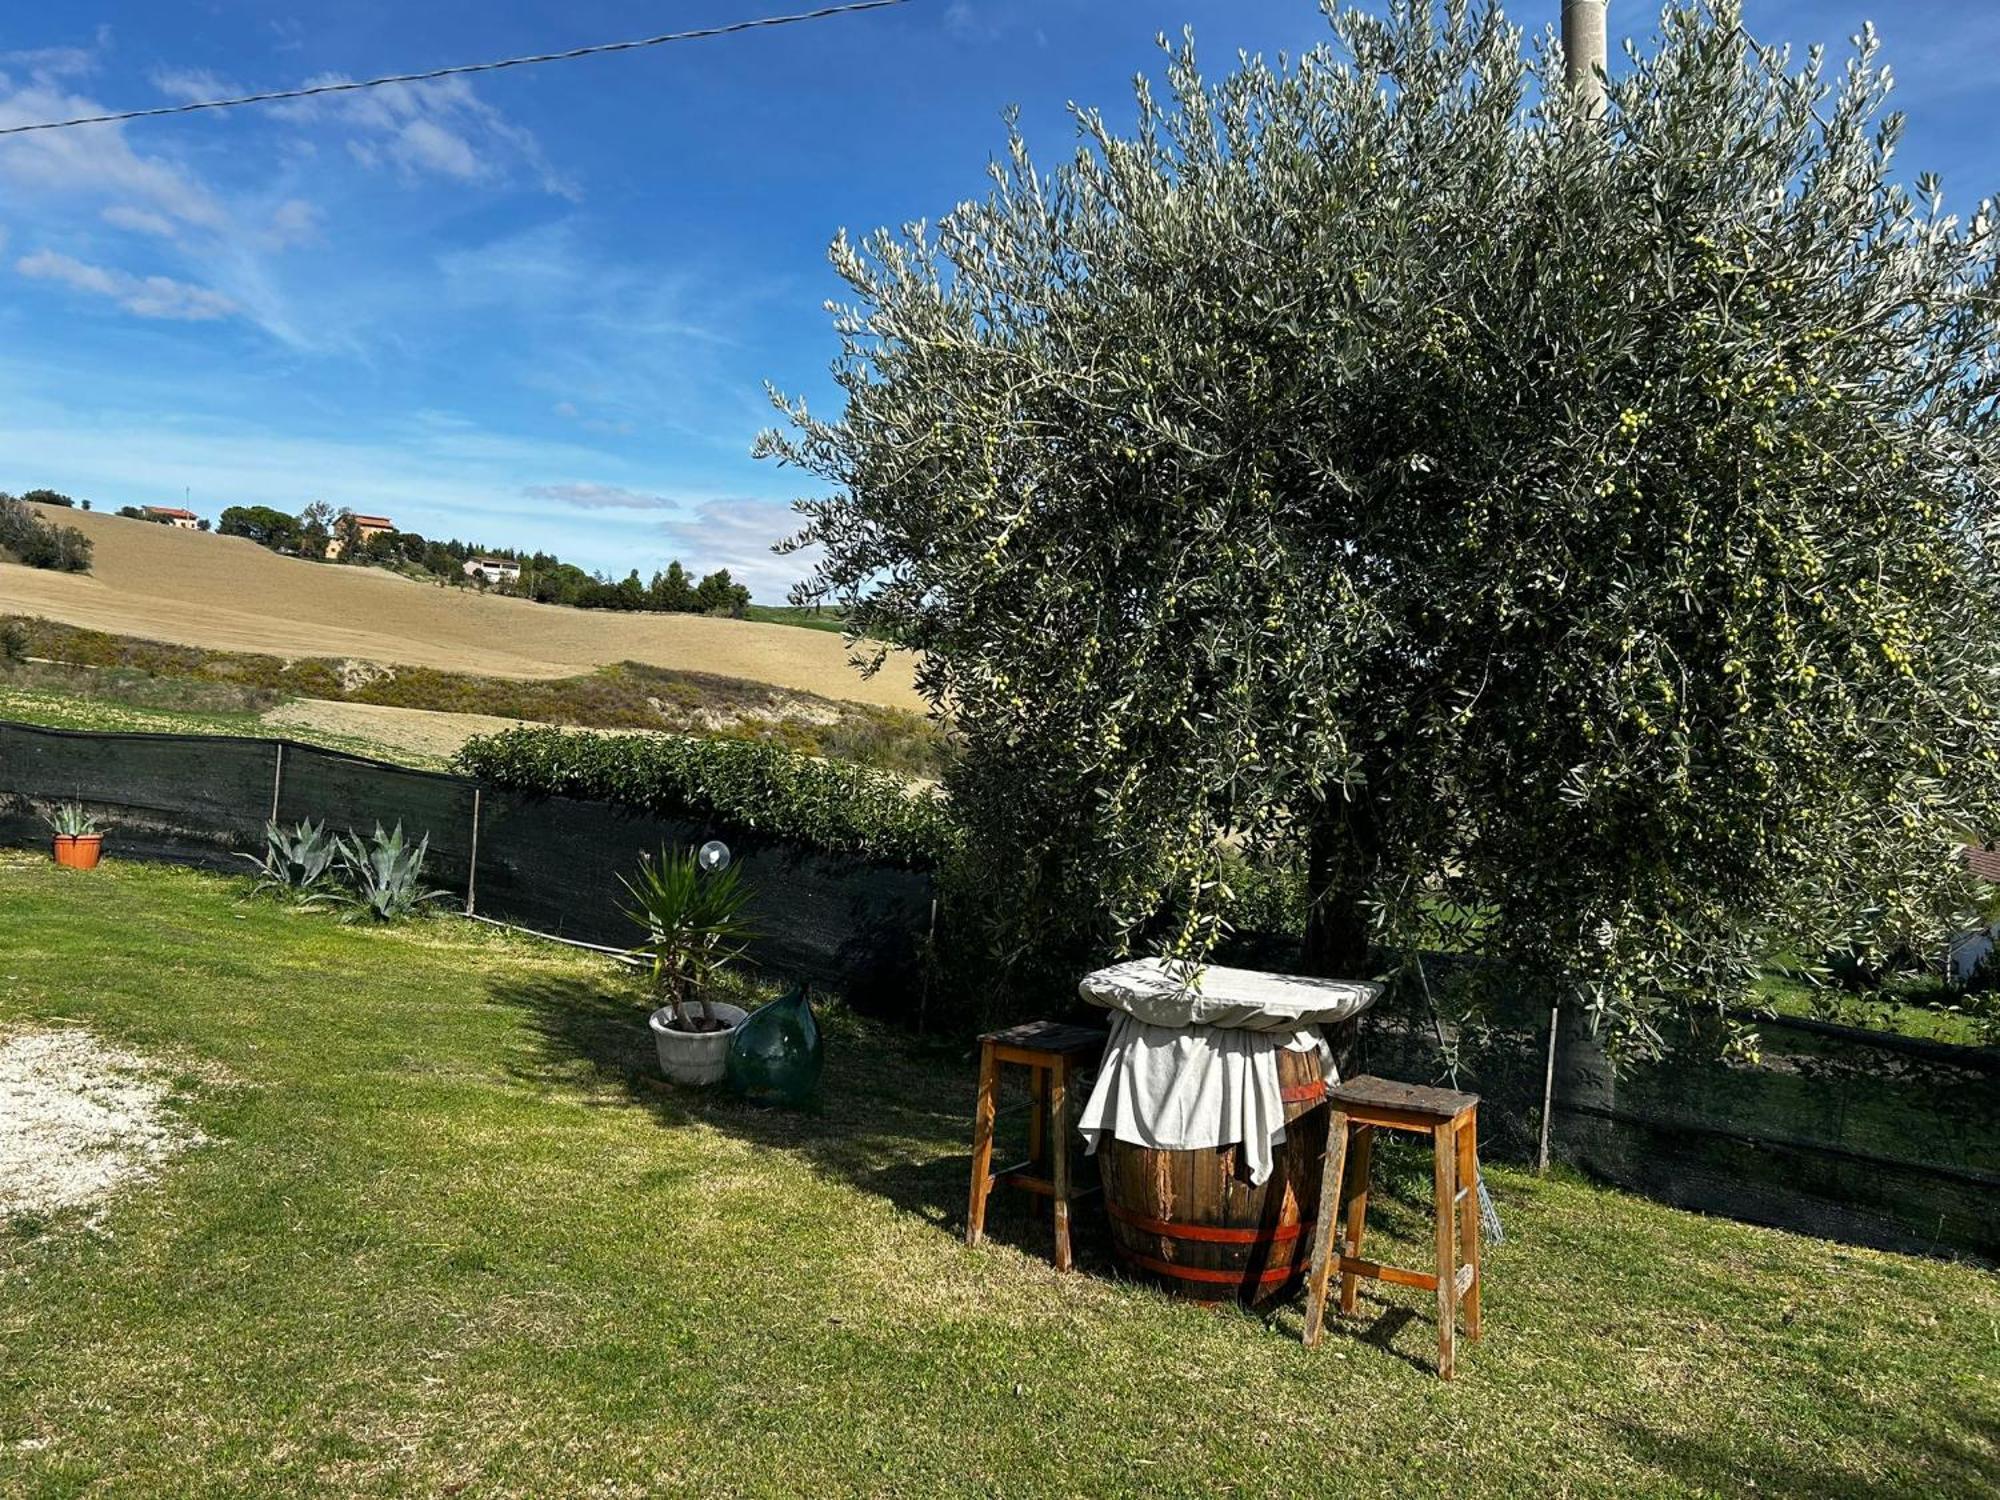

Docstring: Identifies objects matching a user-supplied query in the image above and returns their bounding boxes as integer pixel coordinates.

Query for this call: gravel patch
[0,1029,205,1221]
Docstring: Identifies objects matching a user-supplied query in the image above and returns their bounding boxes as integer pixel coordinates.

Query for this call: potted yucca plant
[621,844,758,1085]
[44,802,106,869]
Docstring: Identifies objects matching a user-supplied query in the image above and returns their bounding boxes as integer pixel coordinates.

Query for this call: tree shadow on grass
[1606,1400,2000,1500]
[485,970,1116,1272]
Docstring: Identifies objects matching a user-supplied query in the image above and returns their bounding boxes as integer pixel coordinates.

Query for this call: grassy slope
[7,618,946,778]
[743,603,850,634]
[0,679,441,769]
[2,858,1995,1497]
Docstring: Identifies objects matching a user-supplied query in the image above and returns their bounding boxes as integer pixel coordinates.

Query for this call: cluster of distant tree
[11,487,89,511]
[515,557,754,616]
[216,503,753,617]
[217,502,330,554]
[0,493,92,573]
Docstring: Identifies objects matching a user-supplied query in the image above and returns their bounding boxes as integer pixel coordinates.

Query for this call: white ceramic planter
[649,1001,749,1086]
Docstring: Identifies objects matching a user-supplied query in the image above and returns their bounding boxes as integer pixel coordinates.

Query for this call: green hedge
[455,727,956,868]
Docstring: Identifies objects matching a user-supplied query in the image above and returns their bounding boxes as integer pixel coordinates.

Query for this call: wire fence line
[0,719,932,996]
[0,1,912,137]
[5,717,1996,1260]
[1359,957,1999,1262]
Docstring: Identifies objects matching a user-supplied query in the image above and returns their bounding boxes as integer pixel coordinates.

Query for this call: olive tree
[760,1,2000,1048]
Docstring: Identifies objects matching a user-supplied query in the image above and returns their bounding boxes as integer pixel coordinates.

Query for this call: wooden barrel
[1097,1045,1329,1306]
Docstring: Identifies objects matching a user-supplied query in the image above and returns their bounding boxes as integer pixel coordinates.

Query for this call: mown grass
[2,855,1995,1497]
[6,615,947,777]
[743,603,850,634]
[1753,965,2000,1049]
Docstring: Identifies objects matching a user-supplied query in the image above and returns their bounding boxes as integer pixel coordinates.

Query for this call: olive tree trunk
[1303,795,1381,1073]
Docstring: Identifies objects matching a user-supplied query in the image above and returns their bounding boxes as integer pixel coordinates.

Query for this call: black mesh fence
[0,721,931,1001]
[1358,966,2000,1260]
[0,722,276,874]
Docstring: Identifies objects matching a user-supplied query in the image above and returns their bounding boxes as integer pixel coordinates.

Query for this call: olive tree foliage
[759,0,2000,1049]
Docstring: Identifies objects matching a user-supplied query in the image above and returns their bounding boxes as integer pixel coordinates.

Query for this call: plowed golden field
[4,505,920,710]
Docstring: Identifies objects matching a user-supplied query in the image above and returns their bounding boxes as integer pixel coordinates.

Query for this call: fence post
[465,786,482,917]
[1537,1004,1560,1176]
[269,742,285,824]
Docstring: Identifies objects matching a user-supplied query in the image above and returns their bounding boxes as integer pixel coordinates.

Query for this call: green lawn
[742,603,851,634]
[1753,965,2000,1049]
[2,855,1996,1497]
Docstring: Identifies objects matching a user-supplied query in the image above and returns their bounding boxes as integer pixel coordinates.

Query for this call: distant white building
[463,556,521,585]
[142,506,200,530]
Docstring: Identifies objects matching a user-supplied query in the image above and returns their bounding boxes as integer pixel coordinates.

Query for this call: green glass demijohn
[726,983,823,1107]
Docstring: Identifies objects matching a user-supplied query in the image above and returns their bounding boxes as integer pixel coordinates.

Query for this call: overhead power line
[0,0,911,138]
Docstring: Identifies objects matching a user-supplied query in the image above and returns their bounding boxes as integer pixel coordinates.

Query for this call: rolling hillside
[3,503,920,710]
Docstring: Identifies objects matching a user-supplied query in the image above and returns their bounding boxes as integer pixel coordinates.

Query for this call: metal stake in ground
[465,787,482,917]
[1539,1004,1560,1175]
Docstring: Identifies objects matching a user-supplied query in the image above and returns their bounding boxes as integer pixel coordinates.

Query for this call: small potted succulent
[621,843,758,1086]
[44,802,106,869]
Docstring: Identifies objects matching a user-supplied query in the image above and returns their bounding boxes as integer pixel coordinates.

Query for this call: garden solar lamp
[698,840,731,873]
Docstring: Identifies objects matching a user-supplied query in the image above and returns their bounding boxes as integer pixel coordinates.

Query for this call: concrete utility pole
[1563,0,1609,116]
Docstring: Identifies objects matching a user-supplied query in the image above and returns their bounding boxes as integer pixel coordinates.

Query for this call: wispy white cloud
[150,67,235,104]
[265,197,321,248]
[658,497,820,601]
[101,203,179,238]
[549,399,636,437]
[524,482,675,511]
[0,45,101,83]
[0,79,226,229]
[434,221,762,448]
[275,74,578,200]
[16,249,238,320]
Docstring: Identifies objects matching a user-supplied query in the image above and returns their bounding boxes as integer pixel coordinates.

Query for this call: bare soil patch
[8,505,921,710]
[258,699,544,763]
[0,1029,205,1223]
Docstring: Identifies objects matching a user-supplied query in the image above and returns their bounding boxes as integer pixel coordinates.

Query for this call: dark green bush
[456,727,957,868]
[0,498,92,572]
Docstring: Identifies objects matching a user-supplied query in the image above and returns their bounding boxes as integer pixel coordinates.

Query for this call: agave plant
[240,817,341,901]
[620,845,758,1031]
[41,802,102,837]
[327,822,451,923]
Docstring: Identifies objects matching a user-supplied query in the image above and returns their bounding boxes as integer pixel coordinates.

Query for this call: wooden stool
[1301,1075,1482,1378]
[966,1020,1107,1271]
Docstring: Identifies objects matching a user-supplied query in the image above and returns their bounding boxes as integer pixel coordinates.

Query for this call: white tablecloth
[1077,1011,1329,1185]
[1079,957,1379,1032]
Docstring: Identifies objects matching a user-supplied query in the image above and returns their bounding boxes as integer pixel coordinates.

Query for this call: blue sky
[2,2,1996,599]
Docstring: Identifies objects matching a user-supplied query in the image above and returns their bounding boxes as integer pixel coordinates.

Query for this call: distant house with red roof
[142,506,200,530]
[1964,842,2000,885]
[325,511,396,559]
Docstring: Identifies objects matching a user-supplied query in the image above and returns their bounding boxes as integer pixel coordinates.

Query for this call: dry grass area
[257,699,544,763]
[0,1029,205,1226]
[10,504,920,710]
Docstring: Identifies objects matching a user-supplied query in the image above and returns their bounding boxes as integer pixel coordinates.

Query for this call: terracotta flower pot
[52,834,104,870]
